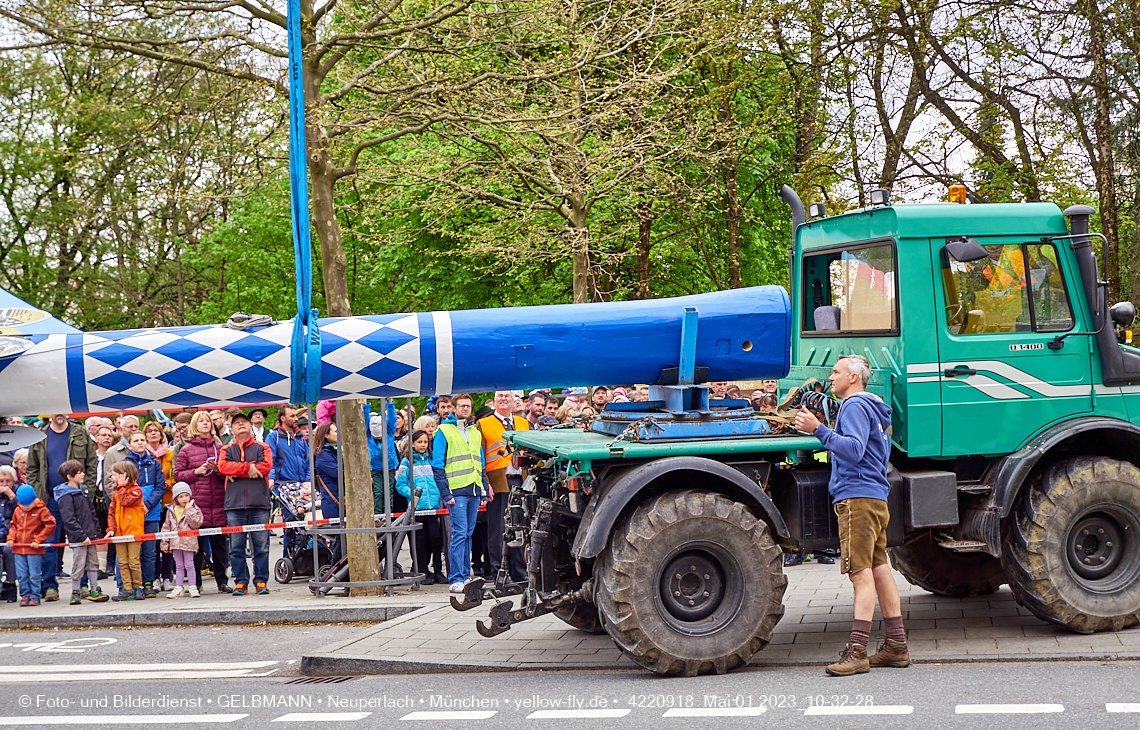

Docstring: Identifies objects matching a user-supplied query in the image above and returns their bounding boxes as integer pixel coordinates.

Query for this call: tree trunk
[306,131,351,317]
[566,192,591,303]
[636,200,653,300]
[301,7,380,596]
[1086,0,1121,304]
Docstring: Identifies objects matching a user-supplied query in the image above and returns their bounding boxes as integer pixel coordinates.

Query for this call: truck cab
[792,200,1108,457]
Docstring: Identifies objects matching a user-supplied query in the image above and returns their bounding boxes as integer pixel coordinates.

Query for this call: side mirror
[1111,302,1137,327]
[944,237,988,262]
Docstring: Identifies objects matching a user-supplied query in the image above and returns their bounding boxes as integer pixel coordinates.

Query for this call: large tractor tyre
[889,530,1004,597]
[1002,456,1140,634]
[595,490,787,676]
[553,600,606,634]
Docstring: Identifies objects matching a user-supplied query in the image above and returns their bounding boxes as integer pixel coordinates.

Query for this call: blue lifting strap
[286,0,319,404]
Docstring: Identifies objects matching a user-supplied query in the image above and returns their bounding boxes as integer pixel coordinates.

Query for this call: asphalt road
[0,626,1138,728]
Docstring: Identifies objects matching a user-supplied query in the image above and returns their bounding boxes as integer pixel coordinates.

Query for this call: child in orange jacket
[105,460,145,601]
[6,485,56,606]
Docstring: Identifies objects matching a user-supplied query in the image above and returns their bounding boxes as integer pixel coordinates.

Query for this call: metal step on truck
[451,185,1140,676]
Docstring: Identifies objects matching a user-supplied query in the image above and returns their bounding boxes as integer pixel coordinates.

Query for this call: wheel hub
[1067,513,1124,580]
[659,551,726,622]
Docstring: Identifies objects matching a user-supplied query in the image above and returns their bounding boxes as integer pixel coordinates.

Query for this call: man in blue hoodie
[795,354,908,676]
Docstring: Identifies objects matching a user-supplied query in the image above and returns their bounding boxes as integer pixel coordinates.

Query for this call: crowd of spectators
[0,379,797,604]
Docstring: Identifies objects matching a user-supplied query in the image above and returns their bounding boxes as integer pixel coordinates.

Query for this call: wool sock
[884,615,906,642]
[849,618,872,647]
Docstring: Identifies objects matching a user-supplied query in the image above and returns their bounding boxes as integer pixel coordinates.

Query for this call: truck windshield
[803,241,897,334]
[941,242,1074,335]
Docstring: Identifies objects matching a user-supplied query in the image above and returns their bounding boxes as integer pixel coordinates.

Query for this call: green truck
[454,186,1140,676]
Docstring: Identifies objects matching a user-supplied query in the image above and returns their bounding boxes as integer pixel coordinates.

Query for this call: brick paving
[302,560,1140,674]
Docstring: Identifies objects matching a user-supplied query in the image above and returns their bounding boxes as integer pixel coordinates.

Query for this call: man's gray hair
[0,465,15,481]
[839,354,872,387]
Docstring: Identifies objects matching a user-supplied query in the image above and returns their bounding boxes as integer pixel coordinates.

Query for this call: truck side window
[803,242,897,334]
[1026,243,1074,332]
[942,242,1073,335]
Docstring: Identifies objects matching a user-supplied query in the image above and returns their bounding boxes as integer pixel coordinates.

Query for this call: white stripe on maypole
[432,310,453,394]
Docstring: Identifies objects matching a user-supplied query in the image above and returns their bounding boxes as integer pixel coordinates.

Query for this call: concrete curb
[0,604,421,630]
[300,647,1140,676]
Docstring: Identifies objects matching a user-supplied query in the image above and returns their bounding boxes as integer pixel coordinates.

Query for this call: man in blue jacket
[795,355,908,676]
[431,394,491,594]
[266,406,310,496]
[266,405,310,556]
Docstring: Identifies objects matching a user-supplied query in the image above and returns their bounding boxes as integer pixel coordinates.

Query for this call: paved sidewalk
[1,538,441,629]
[302,560,1140,675]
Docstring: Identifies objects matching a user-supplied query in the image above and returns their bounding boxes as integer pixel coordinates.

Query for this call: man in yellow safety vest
[432,393,492,594]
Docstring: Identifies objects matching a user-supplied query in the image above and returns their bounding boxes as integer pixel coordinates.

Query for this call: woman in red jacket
[173,412,230,594]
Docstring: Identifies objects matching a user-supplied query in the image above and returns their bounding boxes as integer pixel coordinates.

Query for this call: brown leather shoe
[825,642,869,676]
[869,637,911,668]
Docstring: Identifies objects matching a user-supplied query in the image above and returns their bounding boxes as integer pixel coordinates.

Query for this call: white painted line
[401,711,497,720]
[0,715,248,725]
[1107,704,1140,713]
[274,713,371,722]
[0,670,279,683]
[0,662,277,672]
[527,709,632,719]
[956,704,1063,714]
[663,707,767,717]
[804,705,914,715]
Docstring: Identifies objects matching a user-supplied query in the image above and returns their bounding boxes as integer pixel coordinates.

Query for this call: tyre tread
[595,490,786,676]
[1003,456,1140,635]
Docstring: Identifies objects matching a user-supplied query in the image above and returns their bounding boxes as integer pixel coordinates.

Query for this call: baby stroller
[273,481,336,584]
[311,488,421,596]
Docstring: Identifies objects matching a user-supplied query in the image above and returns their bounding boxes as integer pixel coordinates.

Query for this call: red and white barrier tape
[7,505,485,549]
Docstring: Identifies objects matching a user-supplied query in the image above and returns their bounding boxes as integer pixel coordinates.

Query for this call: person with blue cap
[5,484,56,606]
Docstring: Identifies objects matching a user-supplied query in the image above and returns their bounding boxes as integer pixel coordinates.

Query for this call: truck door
[929,238,1092,456]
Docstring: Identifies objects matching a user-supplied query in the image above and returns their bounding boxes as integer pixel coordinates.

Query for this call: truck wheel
[553,601,606,634]
[889,531,1004,596]
[595,490,786,676]
[1003,456,1140,633]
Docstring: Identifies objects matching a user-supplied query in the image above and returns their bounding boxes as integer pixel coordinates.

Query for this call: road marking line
[400,711,497,720]
[663,707,767,717]
[526,709,631,719]
[0,715,248,725]
[1107,704,1140,713]
[0,670,279,683]
[273,713,371,722]
[0,662,277,672]
[804,705,914,715]
[956,704,1063,714]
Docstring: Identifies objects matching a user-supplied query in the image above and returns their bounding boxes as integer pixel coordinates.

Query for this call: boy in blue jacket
[54,460,110,603]
[795,355,909,676]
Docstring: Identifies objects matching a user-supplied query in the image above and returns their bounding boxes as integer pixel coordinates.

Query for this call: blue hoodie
[125,450,166,521]
[266,427,309,483]
[365,402,399,472]
[813,392,893,502]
